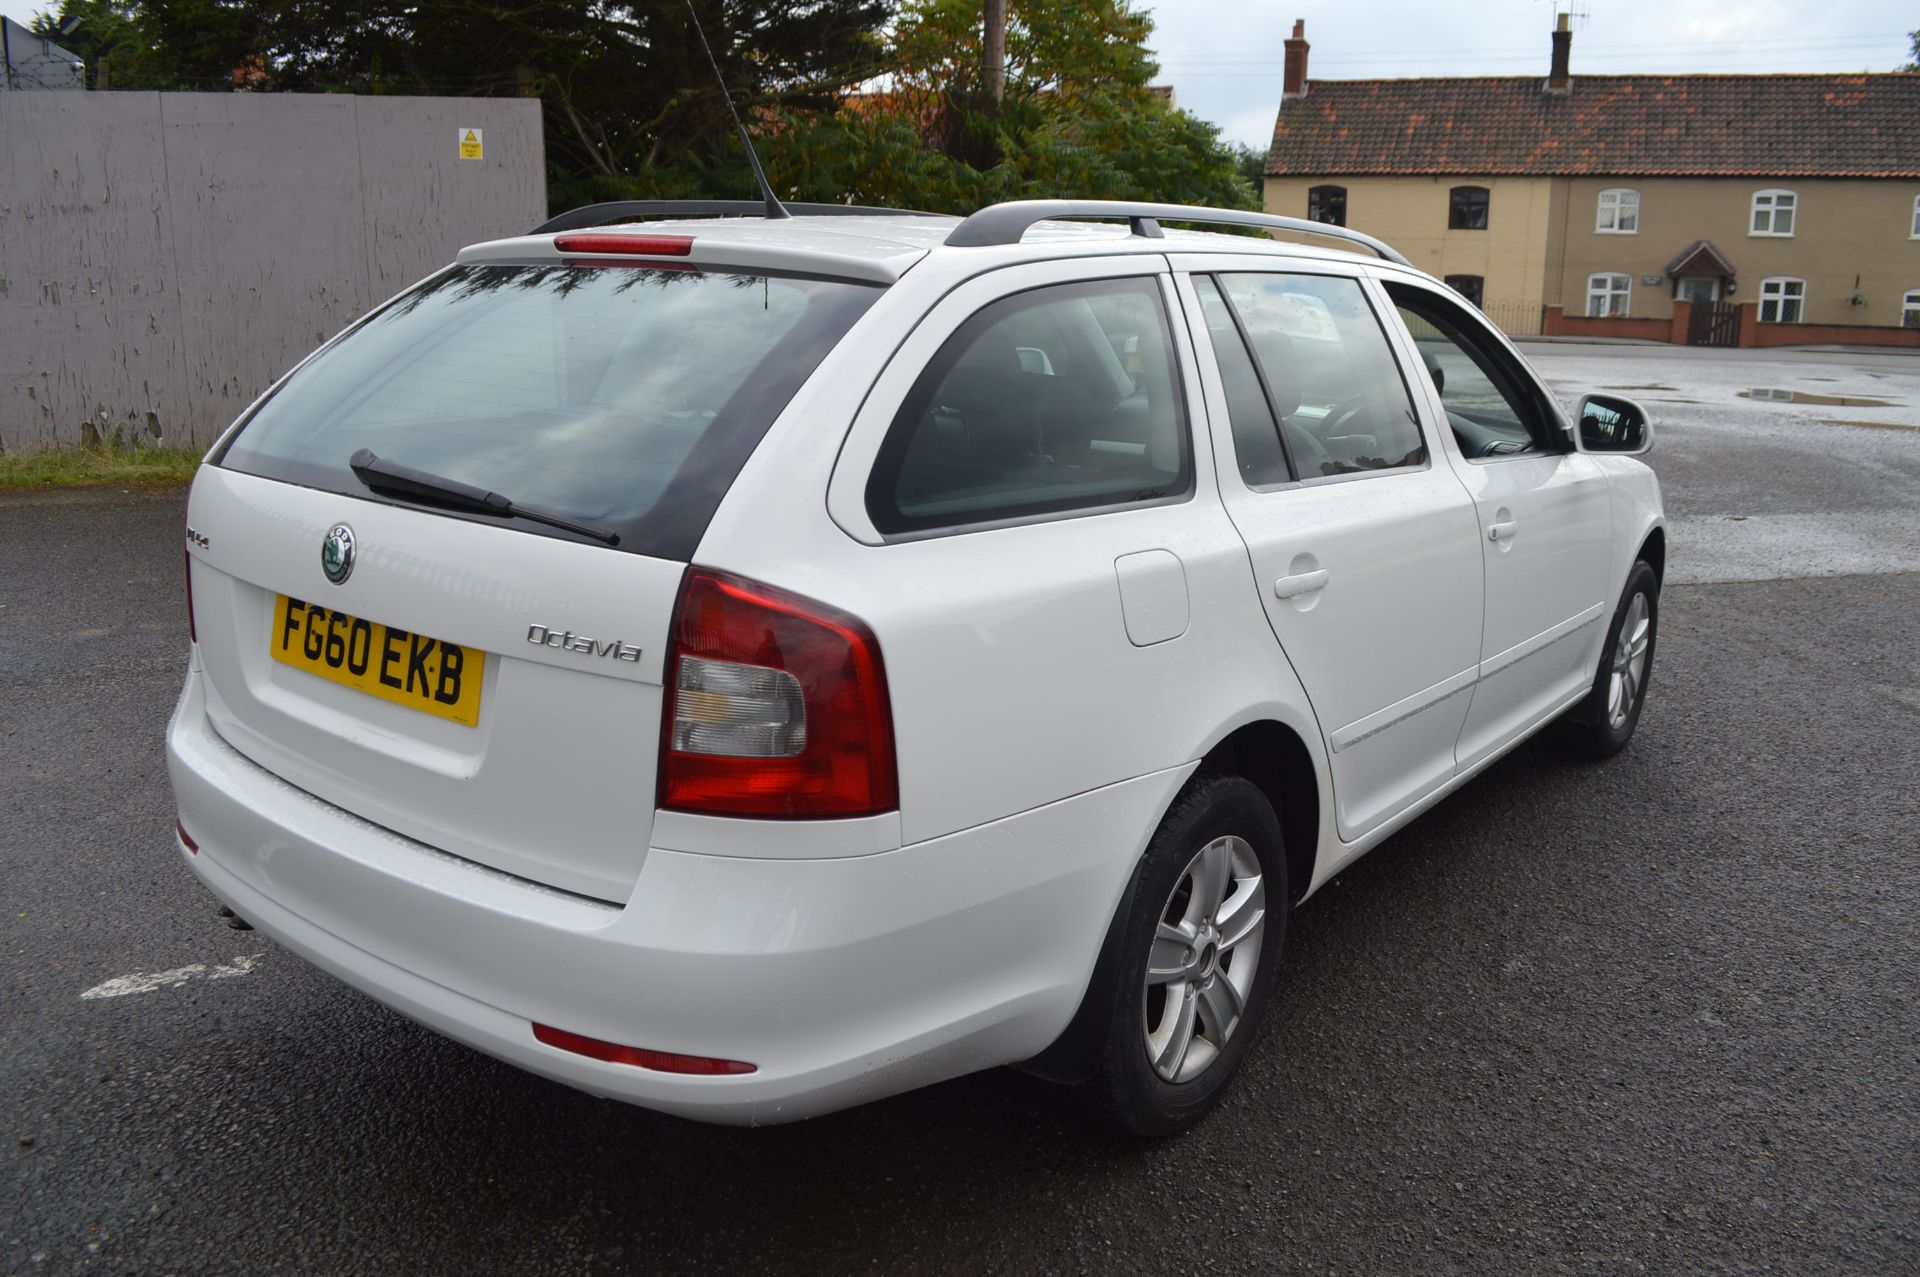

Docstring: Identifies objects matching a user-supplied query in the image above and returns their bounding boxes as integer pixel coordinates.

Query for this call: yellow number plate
[270,595,483,727]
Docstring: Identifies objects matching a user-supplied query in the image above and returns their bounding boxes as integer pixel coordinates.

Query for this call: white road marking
[80,954,261,1000]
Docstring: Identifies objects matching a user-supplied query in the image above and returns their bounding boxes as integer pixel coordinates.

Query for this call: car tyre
[1084,773,1288,1137]
[1559,559,1659,758]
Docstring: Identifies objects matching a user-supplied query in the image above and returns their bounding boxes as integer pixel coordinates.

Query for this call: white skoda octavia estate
[169,199,1665,1135]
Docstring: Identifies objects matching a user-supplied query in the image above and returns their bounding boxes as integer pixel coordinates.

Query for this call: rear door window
[215,264,881,560]
[865,276,1192,534]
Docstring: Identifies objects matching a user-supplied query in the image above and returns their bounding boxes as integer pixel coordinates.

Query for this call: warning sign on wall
[458,128,484,160]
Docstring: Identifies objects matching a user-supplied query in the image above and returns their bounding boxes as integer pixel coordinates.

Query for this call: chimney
[1546,12,1572,95]
[1283,19,1310,102]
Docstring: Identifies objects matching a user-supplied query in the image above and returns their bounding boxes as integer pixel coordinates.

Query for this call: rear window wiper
[348,449,620,546]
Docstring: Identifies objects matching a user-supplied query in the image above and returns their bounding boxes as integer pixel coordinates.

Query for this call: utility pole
[983,0,1005,104]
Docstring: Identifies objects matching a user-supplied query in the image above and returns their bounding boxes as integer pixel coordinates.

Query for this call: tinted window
[1387,283,1557,459]
[1216,273,1425,478]
[1307,185,1347,227]
[1444,274,1485,307]
[866,277,1190,534]
[1194,277,1290,487]
[217,264,880,560]
[1449,186,1489,230]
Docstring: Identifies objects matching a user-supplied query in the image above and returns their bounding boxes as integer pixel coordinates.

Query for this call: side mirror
[1575,392,1653,455]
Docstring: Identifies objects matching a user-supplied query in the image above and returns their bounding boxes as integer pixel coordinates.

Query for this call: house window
[1586,274,1631,317]
[1751,189,1797,236]
[1903,290,1920,329]
[1596,188,1639,234]
[1307,184,1347,227]
[1758,277,1806,323]
[1448,186,1489,230]
[1443,275,1485,307]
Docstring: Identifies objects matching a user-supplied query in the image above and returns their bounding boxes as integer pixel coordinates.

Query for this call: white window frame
[1903,289,1920,329]
[1586,273,1632,317]
[1751,189,1797,237]
[1758,277,1806,324]
[1595,188,1639,234]
[1910,194,1920,239]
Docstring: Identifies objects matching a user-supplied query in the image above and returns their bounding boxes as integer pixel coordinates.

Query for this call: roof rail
[532,200,942,235]
[942,199,1414,267]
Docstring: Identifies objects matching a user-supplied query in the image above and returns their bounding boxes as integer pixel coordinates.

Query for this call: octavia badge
[321,524,356,585]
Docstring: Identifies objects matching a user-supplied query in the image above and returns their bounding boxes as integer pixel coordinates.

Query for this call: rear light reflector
[183,548,197,642]
[532,1023,755,1075]
[176,820,198,854]
[552,233,694,257]
[661,569,896,819]
[673,656,806,757]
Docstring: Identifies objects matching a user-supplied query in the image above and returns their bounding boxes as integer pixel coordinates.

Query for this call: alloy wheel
[1607,592,1652,730]
[1142,835,1266,1083]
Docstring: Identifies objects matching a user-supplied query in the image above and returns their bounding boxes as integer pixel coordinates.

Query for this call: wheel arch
[1196,719,1320,906]
[1017,714,1325,1085]
[1637,525,1666,583]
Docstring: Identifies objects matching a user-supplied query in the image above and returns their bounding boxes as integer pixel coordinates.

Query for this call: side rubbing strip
[1478,603,1606,681]
[1329,666,1480,754]
[1328,602,1608,755]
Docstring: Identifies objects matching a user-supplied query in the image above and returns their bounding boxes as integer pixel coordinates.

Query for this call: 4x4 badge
[321,524,356,585]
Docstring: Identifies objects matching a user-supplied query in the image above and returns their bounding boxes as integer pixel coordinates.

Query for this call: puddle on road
[1603,384,1679,392]
[1740,388,1899,407]
[1818,417,1920,433]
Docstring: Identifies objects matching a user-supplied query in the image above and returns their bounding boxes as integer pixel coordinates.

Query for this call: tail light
[661,569,896,819]
[184,548,197,643]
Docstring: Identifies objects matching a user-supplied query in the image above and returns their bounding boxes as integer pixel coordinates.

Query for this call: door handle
[1488,520,1518,543]
[1273,568,1331,599]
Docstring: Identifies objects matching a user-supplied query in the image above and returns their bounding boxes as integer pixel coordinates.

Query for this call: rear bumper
[166,672,1185,1124]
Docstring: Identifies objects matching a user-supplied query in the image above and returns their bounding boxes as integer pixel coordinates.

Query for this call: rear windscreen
[215,263,881,560]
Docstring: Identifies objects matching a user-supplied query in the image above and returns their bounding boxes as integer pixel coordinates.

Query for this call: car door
[1380,280,1614,772]
[1173,264,1485,842]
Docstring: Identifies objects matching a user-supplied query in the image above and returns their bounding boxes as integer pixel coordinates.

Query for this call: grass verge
[0,442,202,491]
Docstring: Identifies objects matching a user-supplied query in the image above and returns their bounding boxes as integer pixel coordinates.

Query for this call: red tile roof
[1266,74,1920,178]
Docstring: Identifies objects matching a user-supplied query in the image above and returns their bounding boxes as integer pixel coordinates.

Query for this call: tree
[777,0,1254,212]
[1906,28,1919,70]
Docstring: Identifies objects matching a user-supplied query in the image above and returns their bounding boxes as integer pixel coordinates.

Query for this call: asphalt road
[4,344,1918,1274]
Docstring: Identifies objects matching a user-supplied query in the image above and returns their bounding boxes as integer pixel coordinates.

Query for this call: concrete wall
[0,91,545,450]
[1552,177,1920,327]
[1264,175,1553,333]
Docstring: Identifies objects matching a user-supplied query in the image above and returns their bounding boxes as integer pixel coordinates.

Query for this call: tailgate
[185,467,682,901]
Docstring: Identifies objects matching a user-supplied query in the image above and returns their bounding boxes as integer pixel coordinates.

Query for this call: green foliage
[587,0,1256,214]
[31,0,206,89]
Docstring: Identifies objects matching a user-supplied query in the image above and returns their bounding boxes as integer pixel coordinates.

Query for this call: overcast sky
[4,0,1913,150]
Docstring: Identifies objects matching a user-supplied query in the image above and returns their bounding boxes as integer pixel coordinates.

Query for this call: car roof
[456,209,1424,287]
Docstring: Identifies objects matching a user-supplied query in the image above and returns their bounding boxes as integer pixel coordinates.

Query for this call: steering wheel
[1318,392,1370,438]
[1283,420,1335,477]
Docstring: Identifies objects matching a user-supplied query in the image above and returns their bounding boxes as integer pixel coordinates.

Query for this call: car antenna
[682,0,790,220]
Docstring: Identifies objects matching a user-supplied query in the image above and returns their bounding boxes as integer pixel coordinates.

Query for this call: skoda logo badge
[321,524,356,585]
